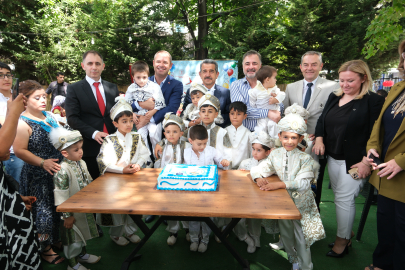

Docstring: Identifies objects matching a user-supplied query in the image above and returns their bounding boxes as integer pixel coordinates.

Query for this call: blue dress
[19,111,62,246]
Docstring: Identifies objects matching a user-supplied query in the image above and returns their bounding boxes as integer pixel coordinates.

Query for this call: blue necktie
[303,83,313,109]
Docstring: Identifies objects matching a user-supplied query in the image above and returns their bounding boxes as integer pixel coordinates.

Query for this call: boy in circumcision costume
[283,103,311,155]
[96,97,151,246]
[51,128,100,270]
[250,113,325,270]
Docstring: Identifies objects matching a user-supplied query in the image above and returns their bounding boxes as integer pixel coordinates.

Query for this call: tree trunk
[196,0,208,60]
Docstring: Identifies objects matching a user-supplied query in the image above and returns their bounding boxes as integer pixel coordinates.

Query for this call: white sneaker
[125,234,141,244]
[190,242,198,252]
[185,232,191,242]
[110,235,129,246]
[67,264,88,270]
[77,254,101,264]
[269,239,284,250]
[244,236,256,253]
[167,235,177,245]
[292,263,300,270]
[198,242,208,253]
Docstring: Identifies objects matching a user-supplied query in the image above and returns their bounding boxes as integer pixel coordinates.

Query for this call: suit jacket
[367,81,405,203]
[315,91,385,172]
[184,84,231,127]
[283,77,339,134]
[66,79,119,158]
[132,75,183,124]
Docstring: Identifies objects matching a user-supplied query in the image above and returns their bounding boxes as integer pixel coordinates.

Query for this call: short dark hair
[242,50,262,64]
[190,90,204,97]
[131,60,149,76]
[0,62,11,72]
[189,125,208,141]
[256,66,277,84]
[229,101,247,114]
[200,59,218,73]
[164,122,181,130]
[56,72,65,77]
[113,111,133,123]
[201,104,218,112]
[376,89,388,98]
[82,50,104,63]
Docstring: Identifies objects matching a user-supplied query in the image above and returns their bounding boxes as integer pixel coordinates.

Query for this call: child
[248,65,285,137]
[125,60,166,151]
[154,112,191,245]
[232,130,273,253]
[155,94,232,163]
[184,125,230,253]
[182,82,224,127]
[226,101,251,170]
[51,95,66,117]
[251,113,325,270]
[51,127,101,270]
[96,97,151,246]
[284,103,311,154]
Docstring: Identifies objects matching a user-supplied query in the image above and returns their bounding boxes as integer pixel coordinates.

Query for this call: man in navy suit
[133,50,183,132]
[133,50,183,224]
[184,59,231,127]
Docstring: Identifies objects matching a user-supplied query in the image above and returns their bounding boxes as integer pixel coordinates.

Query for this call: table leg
[121,215,164,270]
[204,217,250,270]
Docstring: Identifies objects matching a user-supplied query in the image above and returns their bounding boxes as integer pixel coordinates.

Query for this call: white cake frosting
[157,164,218,191]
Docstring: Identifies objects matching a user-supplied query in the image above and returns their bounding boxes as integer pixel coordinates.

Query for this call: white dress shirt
[226,124,251,169]
[85,75,107,139]
[302,77,319,101]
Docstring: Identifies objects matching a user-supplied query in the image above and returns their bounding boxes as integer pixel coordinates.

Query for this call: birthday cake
[157,164,218,191]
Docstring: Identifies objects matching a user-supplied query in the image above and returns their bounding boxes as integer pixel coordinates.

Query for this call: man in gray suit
[283,51,339,210]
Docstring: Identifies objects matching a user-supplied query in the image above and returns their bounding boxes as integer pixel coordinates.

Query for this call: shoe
[326,243,350,258]
[96,224,104,237]
[41,246,65,265]
[77,254,101,264]
[328,240,352,248]
[167,234,177,245]
[190,242,199,252]
[110,235,129,246]
[292,263,300,270]
[269,239,284,250]
[67,264,88,270]
[198,242,208,253]
[125,234,141,244]
[244,236,256,253]
[145,215,155,223]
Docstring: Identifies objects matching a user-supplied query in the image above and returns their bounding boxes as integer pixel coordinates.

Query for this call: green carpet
[44,169,377,270]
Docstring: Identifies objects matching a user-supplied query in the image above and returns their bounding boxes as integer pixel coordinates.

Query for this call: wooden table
[58,169,301,270]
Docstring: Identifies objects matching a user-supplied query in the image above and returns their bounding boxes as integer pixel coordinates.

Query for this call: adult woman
[364,41,405,270]
[313,60,384,257]
[0,94,41,269]
[14,80,64,264]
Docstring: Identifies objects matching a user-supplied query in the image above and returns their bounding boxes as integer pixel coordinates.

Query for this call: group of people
[0,41,404,270]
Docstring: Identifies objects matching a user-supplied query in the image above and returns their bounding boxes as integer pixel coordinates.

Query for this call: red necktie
[93,82,108,133]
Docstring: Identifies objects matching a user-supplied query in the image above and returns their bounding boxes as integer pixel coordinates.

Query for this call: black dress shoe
[328,240,352,248]
[97,224,104,237]
[145,215,156,223]
[326,244,349,258]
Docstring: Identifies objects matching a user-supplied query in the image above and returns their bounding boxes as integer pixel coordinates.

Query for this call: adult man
[132,50,183,224]
[283,51,339,209]
[230,50,281,131]
[0,62,24,182]
[46,72,69,106]
[184,59,231,127]
[66,50,119,180]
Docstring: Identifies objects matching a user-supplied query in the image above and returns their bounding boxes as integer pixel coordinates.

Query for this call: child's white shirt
[225,125,251,169]
[183,146,226,169]
[248,81,285,111]
[125,81,166,115]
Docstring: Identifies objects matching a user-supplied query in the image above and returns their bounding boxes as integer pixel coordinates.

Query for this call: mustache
[204,77,213,80]
[247,68,256,72]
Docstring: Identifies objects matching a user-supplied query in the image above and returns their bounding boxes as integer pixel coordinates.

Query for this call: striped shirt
[230,77,270,131]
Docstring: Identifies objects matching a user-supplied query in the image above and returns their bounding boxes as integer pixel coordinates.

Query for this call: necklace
[391,90,405,118]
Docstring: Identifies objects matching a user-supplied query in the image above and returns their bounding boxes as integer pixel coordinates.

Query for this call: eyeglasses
[0,74,14,79]
[402,52,405,59]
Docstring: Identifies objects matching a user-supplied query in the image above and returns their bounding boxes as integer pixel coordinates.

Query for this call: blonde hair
[398,40,405,79]
[334,60,372,99]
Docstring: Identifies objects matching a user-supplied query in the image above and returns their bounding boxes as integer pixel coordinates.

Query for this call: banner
[170,60,238,93]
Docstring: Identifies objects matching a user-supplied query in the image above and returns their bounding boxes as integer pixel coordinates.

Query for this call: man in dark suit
[66,50,119,180]
[184,59,231,127]
[133,50,183,224]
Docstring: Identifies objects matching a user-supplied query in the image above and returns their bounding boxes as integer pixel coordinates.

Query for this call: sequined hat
[198,93,220,111]
[110,96,133,121]
[277,113,307,135]
[249,130,275,149]
[189,82,207,95]
[284,103,310,120]
[49,127,83,151]
[163,112,186,131]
